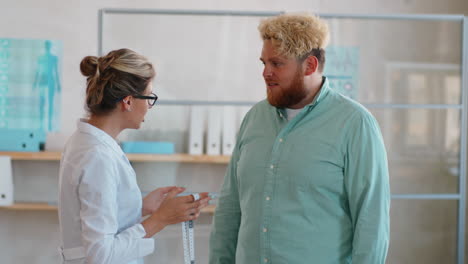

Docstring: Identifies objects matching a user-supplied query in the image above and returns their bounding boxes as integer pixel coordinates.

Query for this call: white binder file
[206,106,222,155]
[0,156,13,206]
[222,106,236,155]
[188,106,205,155]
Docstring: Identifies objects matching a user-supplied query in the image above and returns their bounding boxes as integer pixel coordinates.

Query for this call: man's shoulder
[252,99,271,110]
[243,99,272,118]
[327,90,374,121]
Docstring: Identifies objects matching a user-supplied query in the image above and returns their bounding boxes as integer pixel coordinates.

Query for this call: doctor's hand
[142,186,178,217]
[141,188,211,238]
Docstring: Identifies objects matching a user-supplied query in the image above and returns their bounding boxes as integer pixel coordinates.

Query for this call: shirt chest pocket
[279,142,344,193]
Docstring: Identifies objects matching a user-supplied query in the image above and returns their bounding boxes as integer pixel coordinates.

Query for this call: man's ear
[303,55,319,76]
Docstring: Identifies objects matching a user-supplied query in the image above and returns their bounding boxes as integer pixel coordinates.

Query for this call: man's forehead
[260,55,287,61]
[260,50,292,61]
[261,41,290,59]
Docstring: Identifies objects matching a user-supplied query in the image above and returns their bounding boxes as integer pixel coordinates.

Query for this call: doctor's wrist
[141,214,167,238]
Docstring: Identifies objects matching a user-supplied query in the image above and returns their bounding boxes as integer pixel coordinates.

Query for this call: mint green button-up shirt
[210,78,390,264]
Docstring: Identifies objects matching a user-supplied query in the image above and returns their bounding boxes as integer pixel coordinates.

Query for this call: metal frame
[98,9,468,264]
[459,16,467,264]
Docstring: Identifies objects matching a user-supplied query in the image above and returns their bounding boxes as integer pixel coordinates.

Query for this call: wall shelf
[0,151,230,164]
[1,203,58,211]
[0,203,217,214]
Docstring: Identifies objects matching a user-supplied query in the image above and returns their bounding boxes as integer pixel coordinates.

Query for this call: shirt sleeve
[209,113,248,264]
[78,152,154,264]
[344,111,390,264]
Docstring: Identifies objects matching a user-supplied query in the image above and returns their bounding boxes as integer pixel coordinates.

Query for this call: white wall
[1,1,468,264]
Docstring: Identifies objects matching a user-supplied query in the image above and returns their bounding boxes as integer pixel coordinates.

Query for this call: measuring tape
[182,193,199,264]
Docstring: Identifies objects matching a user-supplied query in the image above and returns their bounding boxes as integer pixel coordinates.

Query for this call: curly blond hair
[258,13,329,60]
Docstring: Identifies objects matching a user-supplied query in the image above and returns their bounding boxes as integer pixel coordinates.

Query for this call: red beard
[267,68,307,108]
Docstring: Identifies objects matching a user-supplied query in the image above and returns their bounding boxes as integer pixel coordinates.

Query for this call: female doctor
[58,48,210,264]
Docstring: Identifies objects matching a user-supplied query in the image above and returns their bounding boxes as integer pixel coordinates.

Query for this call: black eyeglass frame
[132,92,158,107]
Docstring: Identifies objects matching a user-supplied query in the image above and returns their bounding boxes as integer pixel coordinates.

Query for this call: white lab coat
[58,119,154,264]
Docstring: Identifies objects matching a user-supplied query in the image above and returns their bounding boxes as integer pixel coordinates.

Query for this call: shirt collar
[310,76,330,107]
[276,76,330,117]
[77,118,125,157]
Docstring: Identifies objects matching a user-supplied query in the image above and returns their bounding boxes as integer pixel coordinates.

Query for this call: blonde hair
[258,13,329,65]
[80,48,155,115]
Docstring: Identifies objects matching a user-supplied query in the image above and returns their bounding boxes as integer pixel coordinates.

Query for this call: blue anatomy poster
[0,38,62,132]
[324,46,359,99]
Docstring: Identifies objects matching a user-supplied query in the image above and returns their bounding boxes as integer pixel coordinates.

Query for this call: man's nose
[263,67,272,78]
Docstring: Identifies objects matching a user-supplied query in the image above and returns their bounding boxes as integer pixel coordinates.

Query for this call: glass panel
[388,200,457,264]
[371,108,460,194]
[104,14,266,102]
[104,15,462,105]
[387,68,461,105]
[445,75,462,104]
[327,18,462,104]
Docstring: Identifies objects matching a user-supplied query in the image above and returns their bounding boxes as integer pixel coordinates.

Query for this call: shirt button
[266,196,270,201]
[270,164,274,169]
[279,138,283,142]
[263,228,268,232]
[264,258,268,263]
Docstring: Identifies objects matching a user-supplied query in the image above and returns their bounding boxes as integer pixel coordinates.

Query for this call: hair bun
[80,56,99,77]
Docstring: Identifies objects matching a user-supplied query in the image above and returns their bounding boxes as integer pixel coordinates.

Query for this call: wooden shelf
[0,202,58,211]
[0,151,230,164]
[0,152,221,214]
[0,151,62,161]
[0,203,217,214]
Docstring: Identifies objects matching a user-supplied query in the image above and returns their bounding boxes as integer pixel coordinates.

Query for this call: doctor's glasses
[133,92,158,107]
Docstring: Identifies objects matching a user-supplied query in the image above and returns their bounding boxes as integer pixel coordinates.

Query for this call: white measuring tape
[182,193,199,264]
